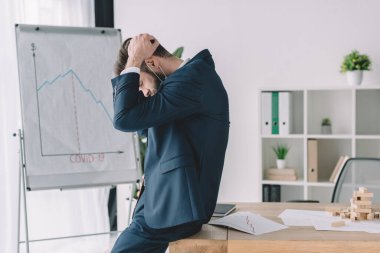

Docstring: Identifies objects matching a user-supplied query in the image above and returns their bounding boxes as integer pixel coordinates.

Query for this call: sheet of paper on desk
[313,219,380,233]
[278,209,341,226]
[208,211,288,235]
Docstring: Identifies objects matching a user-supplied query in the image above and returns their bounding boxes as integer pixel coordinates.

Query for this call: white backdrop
[114,0,380,203]
[0,1,113,252]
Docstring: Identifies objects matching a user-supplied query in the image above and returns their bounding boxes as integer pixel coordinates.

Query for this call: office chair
[331,158,380,203]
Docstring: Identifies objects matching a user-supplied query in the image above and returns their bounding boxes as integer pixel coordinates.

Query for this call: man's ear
[145,57,159,71]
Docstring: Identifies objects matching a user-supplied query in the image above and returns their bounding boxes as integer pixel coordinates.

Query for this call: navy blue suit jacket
[111,49,229,229]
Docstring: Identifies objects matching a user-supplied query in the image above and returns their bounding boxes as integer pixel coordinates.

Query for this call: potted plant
[340,50,371,86]
[321,117,332,134]
[272,144,290,169]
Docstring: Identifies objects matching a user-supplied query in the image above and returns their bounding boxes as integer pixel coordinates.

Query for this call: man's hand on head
[126,34,159,69]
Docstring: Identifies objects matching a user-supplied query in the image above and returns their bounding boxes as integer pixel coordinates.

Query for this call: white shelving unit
[259,86,380,203]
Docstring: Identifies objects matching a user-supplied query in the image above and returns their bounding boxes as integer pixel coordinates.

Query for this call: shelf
[315,138,352,182]
[261,180,304,186]
[259,87,380,203]
[354,85,380,90]
[306,181,335,187]
[356,89,380,135]
[355,135,380,139]
[260,86,380,92]
[281,185,305,202]
[307,90,353,135]
[307,134,352,139]
[356,139,380,158]
[261,134,304,139]
[262,138,304,180]
[261,180,336,187]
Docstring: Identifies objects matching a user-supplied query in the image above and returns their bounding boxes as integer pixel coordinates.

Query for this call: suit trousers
[110,186,203,253]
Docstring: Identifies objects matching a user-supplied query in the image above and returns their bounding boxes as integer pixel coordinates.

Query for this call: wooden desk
[169,203,380,253]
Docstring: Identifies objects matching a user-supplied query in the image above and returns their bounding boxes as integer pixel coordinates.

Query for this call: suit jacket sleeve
[111,72,203,132]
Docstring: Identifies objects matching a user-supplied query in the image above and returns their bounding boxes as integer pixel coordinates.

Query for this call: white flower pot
[346,70,363,86]
[276,159,286,169]
[321,125,332,134]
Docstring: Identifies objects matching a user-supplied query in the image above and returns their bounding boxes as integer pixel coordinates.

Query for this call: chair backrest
[332,158,380,203]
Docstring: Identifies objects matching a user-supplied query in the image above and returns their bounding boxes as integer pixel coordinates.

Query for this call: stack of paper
[313,219,380,233]
[278,209,341,226]
[208,211,287,235]
[279,209,380,233]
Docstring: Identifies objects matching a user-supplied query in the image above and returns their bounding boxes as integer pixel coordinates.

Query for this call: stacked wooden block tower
[330,187,380,221]
[349,187,377,221]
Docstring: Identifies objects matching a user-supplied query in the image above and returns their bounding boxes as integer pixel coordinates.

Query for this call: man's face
[139,71,159,97]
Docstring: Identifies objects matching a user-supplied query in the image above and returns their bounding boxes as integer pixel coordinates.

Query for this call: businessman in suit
[110,34,229,253]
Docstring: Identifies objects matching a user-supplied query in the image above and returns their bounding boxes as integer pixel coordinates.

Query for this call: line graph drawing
[37,69,113,122]
[31,43,123,157]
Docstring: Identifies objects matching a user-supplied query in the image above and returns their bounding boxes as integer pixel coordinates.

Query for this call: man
[110,34,229,253]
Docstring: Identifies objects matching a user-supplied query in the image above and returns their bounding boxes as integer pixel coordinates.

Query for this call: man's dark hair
[114,38,172,77]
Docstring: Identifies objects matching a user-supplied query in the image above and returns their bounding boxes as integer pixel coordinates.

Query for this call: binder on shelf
[307,139,318,182]
[261,92,272,135]
[270,185,281,202]
[279,92,292,135]
[262,184,271,202]
[329,155,350,183]
[272,92,279,134]
[262,184,282,202]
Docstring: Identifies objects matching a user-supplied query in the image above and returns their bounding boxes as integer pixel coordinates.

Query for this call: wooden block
[356,208,372,213]
[325,207,341,216]
[352,204,372,209]
[359,213,367,220]
[340,213,346,219]
[354,192,374,198]
[331,220,345,227]
[367,213,374,220]
[359,187,368,193]
[374,212,380,219]
[355,200,372,205]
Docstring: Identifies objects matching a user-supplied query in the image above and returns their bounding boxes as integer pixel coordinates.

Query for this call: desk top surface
[187,202,380,241]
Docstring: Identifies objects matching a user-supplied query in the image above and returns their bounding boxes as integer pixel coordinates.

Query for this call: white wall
[114,0,380,202]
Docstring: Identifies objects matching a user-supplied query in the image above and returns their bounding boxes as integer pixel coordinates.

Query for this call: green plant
[340,50,371,73]
[172,46,184,58]
[321,118,331,126]
[272,144,290,160]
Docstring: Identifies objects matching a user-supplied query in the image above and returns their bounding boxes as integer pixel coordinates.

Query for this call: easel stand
[16,129,141,253]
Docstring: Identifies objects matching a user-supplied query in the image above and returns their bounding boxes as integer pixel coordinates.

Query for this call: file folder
[272,92,279,134]
[279,92,292,135]
[261,92,272,135]
[307,139,319,182]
